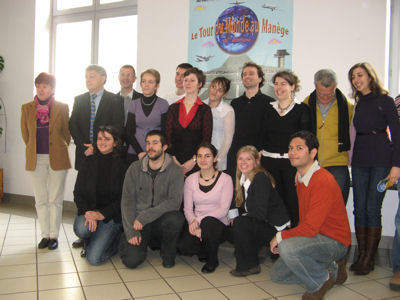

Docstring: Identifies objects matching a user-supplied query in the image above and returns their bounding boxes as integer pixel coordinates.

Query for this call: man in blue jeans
[269,131,351,300]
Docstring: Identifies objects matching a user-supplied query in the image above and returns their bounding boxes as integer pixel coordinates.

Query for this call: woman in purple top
[178,142,233,273]
[126,69,169,163]
[349,62,400,275]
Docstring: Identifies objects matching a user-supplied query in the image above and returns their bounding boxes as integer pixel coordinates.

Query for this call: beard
[147,149,163,161]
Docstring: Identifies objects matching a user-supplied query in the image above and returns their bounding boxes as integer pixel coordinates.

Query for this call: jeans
[74,214,122,265]
[352,167,390,227]
[393,180,400,273]
[325,166,350,205]
[29,154,68,239]
[270,234,347,293]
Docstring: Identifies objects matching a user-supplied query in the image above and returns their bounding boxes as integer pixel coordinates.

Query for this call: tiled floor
[0,202,400,300]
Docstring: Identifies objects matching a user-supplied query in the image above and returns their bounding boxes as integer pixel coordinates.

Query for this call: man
[116,64,142,124]
[304,69,354,204]
[164,63,193,105]
[120,130,184,268]
[226,62,274,179]
[69,64,124,171]
[69,64,124,249]
[269,130,351,300]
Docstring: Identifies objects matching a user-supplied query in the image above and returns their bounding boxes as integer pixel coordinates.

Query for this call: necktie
[124,95,131,124]
[89,94,97,143]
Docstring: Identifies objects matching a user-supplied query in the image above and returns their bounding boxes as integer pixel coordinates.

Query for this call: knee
[162,211,184,231]
[277,238,296,259]
[121,252,146,269]
[73,215,89,238]
[86,251,103,266]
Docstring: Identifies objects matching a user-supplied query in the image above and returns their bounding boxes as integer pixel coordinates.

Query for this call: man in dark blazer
[69,64,124,171]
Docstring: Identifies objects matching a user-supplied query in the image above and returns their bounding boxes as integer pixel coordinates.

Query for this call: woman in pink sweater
[178,142,233,273]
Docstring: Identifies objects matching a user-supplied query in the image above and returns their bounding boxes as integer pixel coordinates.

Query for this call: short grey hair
[86,64,107,82]
[314,69,337,88]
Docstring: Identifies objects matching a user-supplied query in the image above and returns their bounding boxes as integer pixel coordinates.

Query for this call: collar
[90,89,104,100]
[240,174,251,192]
[120,89,134,99]
[204,98,224,112]
[176,96,203,105]
[297,160,320,187]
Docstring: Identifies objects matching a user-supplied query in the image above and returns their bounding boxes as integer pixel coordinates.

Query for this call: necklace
[200,170,216,182]
[141,95,157,106]
[277,100,294,114]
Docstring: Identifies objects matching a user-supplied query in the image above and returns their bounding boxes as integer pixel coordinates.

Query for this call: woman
[21,72,71,250]
[259,70,310,226]
[178,142,233,273]
[73,126,128,265]
[349,62,400,275]
[126,69,169,163]
[166,67,212,176]
[204,77,235,171]
[229,146,289,276]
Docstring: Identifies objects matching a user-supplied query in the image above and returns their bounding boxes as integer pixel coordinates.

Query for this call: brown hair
[273,70,300,94]
[35,72,56,89]
[184,67,206,91]
[241,62,265,88]
[141,68,161,85]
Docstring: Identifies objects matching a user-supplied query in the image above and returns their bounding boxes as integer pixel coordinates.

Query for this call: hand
[128,236,142,246]
[188,220,199,236]
[133,219,143,231]
[84,218,98,232]
[229,218,235,226]
[387,166,400,187]
[85,211,104,221]
[182,158,196,175]
[138,152,146,159]
[84,144,94,156]
[194,227,202,240]
[270,236,279,254]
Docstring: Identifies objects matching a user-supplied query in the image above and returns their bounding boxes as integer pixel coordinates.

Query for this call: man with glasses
[304,69,354,204]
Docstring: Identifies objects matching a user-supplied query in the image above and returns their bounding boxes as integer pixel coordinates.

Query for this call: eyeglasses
[316,92,335,98]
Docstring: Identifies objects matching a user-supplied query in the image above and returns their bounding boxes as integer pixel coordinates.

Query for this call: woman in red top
[165,68,212,176]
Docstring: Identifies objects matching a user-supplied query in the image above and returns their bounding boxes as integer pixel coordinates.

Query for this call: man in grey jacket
[120,130,184,268]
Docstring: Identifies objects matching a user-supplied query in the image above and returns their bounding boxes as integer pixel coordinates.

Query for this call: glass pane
[57,0,92,10]
[54,20,92,109]
[98,15,137,94]
[100,0,124,4]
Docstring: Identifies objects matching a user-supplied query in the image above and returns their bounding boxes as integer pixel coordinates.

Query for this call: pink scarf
[35,95,54,125]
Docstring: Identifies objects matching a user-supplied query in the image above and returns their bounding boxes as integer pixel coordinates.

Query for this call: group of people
[20,60,400,299]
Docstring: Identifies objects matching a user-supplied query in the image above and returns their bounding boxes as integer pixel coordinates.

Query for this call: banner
[188,0,293,100]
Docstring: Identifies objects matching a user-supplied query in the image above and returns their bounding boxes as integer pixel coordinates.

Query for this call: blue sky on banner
[188,0,293,72]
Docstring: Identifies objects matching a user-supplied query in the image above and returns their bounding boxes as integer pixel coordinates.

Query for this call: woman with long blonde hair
[229,145,289,277]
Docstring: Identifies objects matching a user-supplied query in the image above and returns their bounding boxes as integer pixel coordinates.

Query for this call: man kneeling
[120,130,184,268]
[269,131,351,300]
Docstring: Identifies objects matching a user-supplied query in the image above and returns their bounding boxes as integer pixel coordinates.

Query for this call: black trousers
[231,215,276,271]
[261,156,299,226]
[178,216,227,265]
[120,211,184,268]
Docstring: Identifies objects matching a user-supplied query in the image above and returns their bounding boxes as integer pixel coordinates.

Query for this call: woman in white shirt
[204,77,235,171]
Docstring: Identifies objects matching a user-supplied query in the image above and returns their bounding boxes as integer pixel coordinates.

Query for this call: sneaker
[302,274,334,300]
[230,265,261,277]
[390,271,400,291]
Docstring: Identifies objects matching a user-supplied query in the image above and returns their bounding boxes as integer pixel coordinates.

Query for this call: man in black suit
[69,64,124,249]
[69,64,124,171]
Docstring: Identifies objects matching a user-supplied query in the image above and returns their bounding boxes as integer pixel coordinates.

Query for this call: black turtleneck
[141,94,157,117]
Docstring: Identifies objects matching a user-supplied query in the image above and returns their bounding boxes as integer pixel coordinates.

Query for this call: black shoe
[198,254,207,263]
[48,239,58,250]
[80,249,87,257]
[72,238,84,248]
[38,238,50,249]
[162,258,175,268]
[201,262,219,273]
[230,265,261,277]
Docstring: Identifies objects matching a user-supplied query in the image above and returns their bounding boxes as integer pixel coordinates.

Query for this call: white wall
[0,0,397,236]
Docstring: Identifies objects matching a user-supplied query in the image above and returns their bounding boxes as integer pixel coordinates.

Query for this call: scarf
[308,88,350,152]
[35,95,54,125]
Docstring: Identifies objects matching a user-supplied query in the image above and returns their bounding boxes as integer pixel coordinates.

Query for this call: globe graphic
[215,5,259,54]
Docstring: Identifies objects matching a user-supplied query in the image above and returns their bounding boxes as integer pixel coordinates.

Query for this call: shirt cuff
[276,231,282,244]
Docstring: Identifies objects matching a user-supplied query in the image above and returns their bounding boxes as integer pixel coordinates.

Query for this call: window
[389,0,400,97]
[51,0,137,107]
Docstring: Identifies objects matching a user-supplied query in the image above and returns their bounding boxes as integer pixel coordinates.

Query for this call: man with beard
[226,62,274,179]
[120,130,185,268]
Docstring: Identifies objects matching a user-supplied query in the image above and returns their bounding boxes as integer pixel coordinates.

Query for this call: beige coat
[21,100,71,171]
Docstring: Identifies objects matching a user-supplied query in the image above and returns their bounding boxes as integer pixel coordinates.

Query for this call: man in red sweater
[269,130,351,300]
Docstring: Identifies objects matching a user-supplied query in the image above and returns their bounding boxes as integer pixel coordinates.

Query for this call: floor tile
[84,283,132,300]
[3,236,37,246]
[0,264,36,279]
[0,253,36,266]
[135,294,179,300]
[219,282,273,300]
[126,278,174,297]
[6,229,36,237]
[37,251,73,263]
[179,288,228,300]
[255,280,305,297]
[117,261,161,282]
[346,280,400,299]
[152,261,197,278]
[1,244,37,255]
[165,275,213,292]
[79,269,122,286]
[38,261,77,275]
[75,259,115,272]
[0,292,37,300]
[0,276,37,294]
[365,265,394,279]
[202,270,250,287]
[38,272,81,290]
[325,285,368,300]
[39,287,85,300]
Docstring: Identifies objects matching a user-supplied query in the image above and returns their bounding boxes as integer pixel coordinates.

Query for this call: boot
[355,227,381,275]
[350,226,367,271]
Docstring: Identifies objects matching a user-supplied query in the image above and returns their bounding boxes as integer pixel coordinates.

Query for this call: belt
[262,150,289,159]
[356,129,387,136]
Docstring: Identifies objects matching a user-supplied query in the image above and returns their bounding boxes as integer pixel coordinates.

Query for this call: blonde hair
[234,145,275,207]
